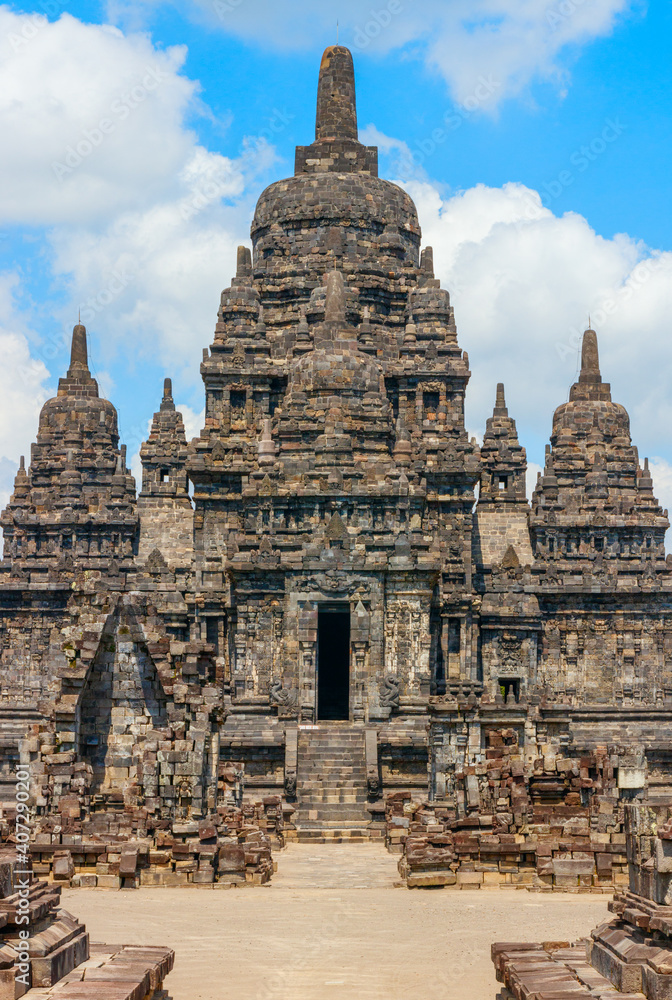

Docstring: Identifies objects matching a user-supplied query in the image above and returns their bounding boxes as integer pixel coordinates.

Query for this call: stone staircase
[295,724,373,841]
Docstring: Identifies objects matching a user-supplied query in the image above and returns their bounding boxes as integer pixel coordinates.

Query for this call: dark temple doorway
[317,606,351,721]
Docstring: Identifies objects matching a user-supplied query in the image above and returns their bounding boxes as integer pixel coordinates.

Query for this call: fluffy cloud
[179,0,633,106]
[0,10,203,226]
[389,175,672,514]
[650,459,672,521]
[48,142,271,376]
[0,10,275,379]
[0,272,51,512]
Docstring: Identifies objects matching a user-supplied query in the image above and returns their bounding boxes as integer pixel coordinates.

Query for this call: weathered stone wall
[391,725,642,889]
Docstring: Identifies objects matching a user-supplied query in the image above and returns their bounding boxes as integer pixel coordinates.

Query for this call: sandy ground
[63,843,612,1000]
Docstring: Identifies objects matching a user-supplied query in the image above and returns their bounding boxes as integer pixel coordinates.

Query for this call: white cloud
[0,10,199,225]
[526,462,544,501]
[0,272,51,511]
[386,176,672,484]
[178,0,633,106]
[178,404,205,444]
[48,142,270,378]
[0,11,278,379]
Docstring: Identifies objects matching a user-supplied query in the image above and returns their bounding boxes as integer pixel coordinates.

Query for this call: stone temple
[1,45,671,845]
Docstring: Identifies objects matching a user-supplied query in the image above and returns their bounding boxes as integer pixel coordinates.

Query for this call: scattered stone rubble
[389,730,635,890]
[1,795,280,889]
[493,799,672,999]
[0,845,173,998]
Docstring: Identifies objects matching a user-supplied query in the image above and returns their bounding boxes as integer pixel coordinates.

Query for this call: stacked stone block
[11,799,280,889]
[492,800,672,1000]
[390,730,634,890]
[0,845,173,997]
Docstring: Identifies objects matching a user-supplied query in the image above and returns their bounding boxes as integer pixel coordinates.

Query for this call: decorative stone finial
[236,245,252,279]
[258,418,276,466]
[578,328,601,385]
[160,377,175,412]
[316,46,358,141]
[420,247,434,277]
[69,323,89,372]
[494,383,508,416]
[296,307,311,345]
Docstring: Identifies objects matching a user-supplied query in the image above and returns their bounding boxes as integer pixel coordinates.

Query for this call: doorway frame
[316,602,351,722]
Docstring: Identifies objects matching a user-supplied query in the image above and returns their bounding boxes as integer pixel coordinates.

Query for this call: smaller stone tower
[530,327,668,576]
[0,323,137,582]
[473,383,533,573]
[138,378,193,570]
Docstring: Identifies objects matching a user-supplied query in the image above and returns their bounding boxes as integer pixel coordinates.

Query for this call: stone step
[296,725,369,832]
[299,756,365,762]
[300,776,367,783]
[299,798,368,806]
[295,829,372,843]
[300,774,366,782]
[299,779,367,788]
[297,806,371,820]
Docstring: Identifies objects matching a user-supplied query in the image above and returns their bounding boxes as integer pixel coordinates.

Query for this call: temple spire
[578,327,602,385]
[494,382,508,416]
[68,323,89,373]
[161,377,175,412]
[569,326,611,402]
[316,46,358,141]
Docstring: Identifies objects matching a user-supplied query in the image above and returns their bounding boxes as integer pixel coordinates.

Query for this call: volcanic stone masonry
[0,43,671,860]
[0,844,174,997]
[492,795,672,998]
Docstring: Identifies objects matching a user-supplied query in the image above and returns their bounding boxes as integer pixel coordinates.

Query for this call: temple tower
[138,378,193,571]
[0,323,137,583]
[187,44,479,815]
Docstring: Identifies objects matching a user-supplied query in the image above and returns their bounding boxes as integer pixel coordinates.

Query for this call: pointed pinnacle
[316,46,358,141]
[69,323,89,372]
[579,327,602,385]
[494,382,508,416]
[161,377,175,411]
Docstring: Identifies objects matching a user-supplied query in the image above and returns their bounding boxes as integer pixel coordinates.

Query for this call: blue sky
[0,0,671,513]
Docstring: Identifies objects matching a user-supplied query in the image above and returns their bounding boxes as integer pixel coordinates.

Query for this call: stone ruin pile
[0,845,173,998]
[6,722,281,888]
[5,797,283,889]
[388,730,634,890]
[1,797,280,889]
[492,800,672,999]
